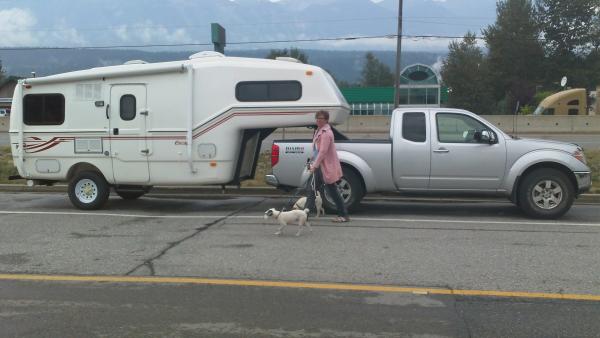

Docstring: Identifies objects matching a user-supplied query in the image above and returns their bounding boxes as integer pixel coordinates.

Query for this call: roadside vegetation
[586,149,600,194]
[0,146,21,184]
[241,152,270,187]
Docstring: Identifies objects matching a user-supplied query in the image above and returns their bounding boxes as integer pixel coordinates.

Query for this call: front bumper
[265,174,279,187]
[574,171,592,194]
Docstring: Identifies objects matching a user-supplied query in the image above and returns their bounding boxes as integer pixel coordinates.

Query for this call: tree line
[441,0,599,114]
[267,0,599,115]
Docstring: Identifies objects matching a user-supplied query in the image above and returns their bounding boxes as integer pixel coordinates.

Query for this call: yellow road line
[0,273,599,302]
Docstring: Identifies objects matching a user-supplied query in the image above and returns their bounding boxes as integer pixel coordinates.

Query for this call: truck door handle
[433,148,449,153]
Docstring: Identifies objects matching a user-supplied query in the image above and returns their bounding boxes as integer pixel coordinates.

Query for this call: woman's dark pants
[305,168,348,218]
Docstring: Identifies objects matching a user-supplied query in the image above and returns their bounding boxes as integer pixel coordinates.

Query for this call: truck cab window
[436,113,489,143]
[402,112,426,142]
[120,94,136,121]
[23,94,65,126]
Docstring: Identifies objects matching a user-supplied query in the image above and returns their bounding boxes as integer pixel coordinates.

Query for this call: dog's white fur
[264,208,312,236]
[293,191,325,218]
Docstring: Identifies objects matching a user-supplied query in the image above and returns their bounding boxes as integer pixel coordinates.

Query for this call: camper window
[23,94,65,125]
[567,100,579,106]
[236,81,301,102]
[120,94,136,121]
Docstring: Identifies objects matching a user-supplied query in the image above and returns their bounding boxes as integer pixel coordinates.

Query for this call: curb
[1,184,599,204]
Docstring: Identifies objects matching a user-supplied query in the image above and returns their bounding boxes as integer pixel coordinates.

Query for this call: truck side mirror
[480,130,496,144]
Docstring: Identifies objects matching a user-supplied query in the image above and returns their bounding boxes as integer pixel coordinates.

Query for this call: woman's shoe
[332,216,350,223]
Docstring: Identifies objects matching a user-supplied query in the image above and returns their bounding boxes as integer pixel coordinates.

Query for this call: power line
[0,33,548,51]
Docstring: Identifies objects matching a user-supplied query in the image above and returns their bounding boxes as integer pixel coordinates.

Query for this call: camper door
[109,84,150,184]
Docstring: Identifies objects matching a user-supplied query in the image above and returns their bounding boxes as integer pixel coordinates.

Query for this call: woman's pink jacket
[312,124,343,184]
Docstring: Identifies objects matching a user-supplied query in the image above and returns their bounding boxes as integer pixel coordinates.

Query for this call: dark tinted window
[402,112,426,142]
[542,108,555,115]
[567,100,579,105]
[120,94,136,121]
[568,109,579,115]
[24,94,65,125]
[236,81,301,102]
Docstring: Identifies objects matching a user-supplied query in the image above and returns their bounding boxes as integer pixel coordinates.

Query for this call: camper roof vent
[189,51,225,60]
[124,60,148,65]
[275,57,303,64]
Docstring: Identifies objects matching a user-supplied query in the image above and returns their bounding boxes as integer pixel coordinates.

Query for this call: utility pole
[394,0,404,108]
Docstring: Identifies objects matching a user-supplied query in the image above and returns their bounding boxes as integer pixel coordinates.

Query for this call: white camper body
[9,52,350,209]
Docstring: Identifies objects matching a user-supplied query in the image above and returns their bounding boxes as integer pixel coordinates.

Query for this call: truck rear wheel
[518,168,574,219]
[322,166,364,213]
[68,171,110,210]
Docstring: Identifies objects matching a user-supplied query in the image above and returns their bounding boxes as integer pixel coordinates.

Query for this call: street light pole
[394,0,404,108]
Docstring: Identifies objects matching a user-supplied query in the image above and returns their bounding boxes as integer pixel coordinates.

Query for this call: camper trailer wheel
[68,171,110,210]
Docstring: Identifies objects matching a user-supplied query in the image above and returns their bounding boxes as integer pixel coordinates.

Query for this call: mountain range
[0,0,496,50]
[0,48,445,83]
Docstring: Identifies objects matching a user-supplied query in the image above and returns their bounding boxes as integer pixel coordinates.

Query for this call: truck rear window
[236,81,302,102]
[402,112,426,142]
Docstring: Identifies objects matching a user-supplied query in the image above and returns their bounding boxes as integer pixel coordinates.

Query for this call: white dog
[293,191,325,218]
[264,208,312,236]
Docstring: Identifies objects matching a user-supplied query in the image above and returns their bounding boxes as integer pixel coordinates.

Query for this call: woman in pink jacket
[307,110,350,222]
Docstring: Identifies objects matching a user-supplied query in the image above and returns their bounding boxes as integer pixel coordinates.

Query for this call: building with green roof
[340,63,447,115]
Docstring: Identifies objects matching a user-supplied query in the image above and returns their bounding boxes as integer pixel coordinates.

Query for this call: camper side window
[23,94,65,126]
[236,81,302,102]
[120,95,136,121]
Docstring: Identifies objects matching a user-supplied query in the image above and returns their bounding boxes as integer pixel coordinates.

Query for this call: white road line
[236,215,600,228]
[1,210,600,228]
[0,211,219,219]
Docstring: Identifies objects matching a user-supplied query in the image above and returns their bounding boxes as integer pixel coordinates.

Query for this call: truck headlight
[572,149,587,164]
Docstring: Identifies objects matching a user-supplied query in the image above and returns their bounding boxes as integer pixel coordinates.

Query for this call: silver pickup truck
[266,108,592,219]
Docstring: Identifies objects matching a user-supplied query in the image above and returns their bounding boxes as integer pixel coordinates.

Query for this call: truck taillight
[271,144,280,167]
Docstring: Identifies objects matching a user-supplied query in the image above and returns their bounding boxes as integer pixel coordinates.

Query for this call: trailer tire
[68,171,110,210]
[322,166,364,213]
[517,168,574,219]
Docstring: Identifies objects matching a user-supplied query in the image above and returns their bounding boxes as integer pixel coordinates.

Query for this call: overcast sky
[0,0,497,51]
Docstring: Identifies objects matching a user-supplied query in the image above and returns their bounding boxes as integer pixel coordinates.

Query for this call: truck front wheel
[322,166,364,213]
[518,168,574,219]
[68,171,110,210]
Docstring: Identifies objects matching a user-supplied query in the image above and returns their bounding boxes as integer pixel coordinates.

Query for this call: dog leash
[278,160,319,213]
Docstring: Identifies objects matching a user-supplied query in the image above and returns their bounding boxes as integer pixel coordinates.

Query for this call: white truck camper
[9,52,350,209]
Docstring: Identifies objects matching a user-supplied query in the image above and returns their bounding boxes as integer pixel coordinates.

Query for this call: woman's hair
[315,110,330,121]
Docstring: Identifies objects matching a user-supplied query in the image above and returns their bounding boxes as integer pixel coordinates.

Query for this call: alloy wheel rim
[532,179,562,210]
[324,177,352,205]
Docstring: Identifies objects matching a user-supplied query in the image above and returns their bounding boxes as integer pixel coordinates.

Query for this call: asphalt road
[1,192,600,337]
